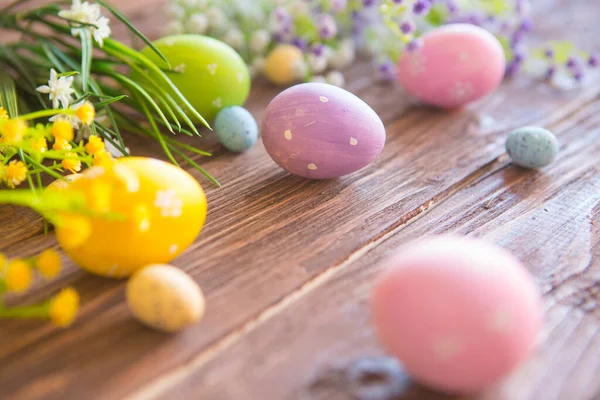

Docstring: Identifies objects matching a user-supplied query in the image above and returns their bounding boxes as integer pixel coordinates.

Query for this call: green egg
[136,35,251,123]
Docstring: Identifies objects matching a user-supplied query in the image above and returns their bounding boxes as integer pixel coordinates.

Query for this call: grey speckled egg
[214,106,258,152]
[506,127,559,169]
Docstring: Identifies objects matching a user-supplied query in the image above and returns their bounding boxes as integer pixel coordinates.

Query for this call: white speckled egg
[506,126,559,169]
[214,106,259,152]
[261,83,386,179]
[126,264,205,333]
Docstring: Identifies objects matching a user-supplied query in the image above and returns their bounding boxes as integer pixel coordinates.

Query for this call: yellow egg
[46,174,84,191]
[263,44,305,86]
[126,264,205,332]
[54,158,207,278]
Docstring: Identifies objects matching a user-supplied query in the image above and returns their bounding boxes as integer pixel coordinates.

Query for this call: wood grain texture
[0,0,599,399]
[160,100,600,400]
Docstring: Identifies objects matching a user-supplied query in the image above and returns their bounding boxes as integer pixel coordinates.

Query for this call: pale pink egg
[397,24,506,109]
[371,236,542,394]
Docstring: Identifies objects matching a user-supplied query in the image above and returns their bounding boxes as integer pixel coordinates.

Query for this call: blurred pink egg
[371,236,542,394]
[397,24,506,109]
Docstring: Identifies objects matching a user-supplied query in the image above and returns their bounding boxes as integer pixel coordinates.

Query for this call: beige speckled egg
[126,264,205,333]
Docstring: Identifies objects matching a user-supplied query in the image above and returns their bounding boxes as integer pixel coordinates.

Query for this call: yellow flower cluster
[0,102,106,188]
[0,249,79,328]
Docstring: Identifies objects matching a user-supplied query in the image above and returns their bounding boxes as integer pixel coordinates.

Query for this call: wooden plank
[0,0,599,399]
[161,100,600,400]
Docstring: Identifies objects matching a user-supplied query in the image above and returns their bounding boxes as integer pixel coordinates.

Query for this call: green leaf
[94,95,127,108]
[0,71,19,118]
[80,29,93,92]
[58,71,80,78]
[425,4,447,27]
[95,0,172,69]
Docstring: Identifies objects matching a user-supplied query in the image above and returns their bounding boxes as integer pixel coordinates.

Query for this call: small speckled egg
[55,158,207,278]
[506,126,559,169]
[397,24,506,109]
[214,106,258,152]
[261,83,386,179]
[126,264,205,333]
[371,236,542,394]
[137,35,251,122]
[263,44,305,86]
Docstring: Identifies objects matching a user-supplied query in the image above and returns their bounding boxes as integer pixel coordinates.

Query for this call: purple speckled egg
[261,83,386,179]
[397,24,506,109]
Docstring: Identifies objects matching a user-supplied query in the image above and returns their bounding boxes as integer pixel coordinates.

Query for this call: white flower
[155,189,183,218]
[36,69,75,110]
[311,75,327,84]
[166,3,185,19]
[165,20,184,35]
[291,59,308,80]
[59,0,111,47]
[206,7,228,32]
[250,30,271,55]
[326,71,345,88]
[250,57,265,77]
[223,29,245,50]
[308,54,328,74]
[186,13,209,34]
[105,139,128,158]
[92,16,111,47]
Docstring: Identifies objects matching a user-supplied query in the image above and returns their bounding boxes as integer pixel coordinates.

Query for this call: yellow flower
[0,107,8,120]
[2,119,27,144]
[55,214,92,250]
[86,135,105,155]
[62,153,81,173]
[36,248,62,279]
[30,136,48,153]
[4,259,33,293]
[49,287,80,328]
[53,138,72,151]
[4,160,28,188]
[52,119,74,141]
[75,101,95,125]
[93,150,113,168]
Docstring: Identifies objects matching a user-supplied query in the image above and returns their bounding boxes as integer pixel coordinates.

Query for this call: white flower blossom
[250,30,271,55]
[223,29,245,50]
[308,53,328,74]
[59,0,111,47]
[186,13,209,34]
[326,71,345,88]
[36,69,75,110]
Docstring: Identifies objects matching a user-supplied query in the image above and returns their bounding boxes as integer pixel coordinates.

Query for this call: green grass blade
[0,71,19,117]
[96,0,171,68]
[80,29,93,92]
[135,93,179,167]
[94,95,127,108]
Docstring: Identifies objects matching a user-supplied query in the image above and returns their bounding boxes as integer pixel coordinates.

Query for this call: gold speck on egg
[319,96,329,103]
[207,63,218,75]
[284,130,293,140]
[169,244,179,255]
[350,137,358,146]
[308,163,318,170]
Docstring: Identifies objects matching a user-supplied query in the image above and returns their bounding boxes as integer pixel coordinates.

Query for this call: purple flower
[413,0,431,15]
[545,66,556,80]
[519,19,533,32]
[392,0,404,4]
[467,13,482,26]
[311,44,326,57]
[363,0,375,7]
[400,21,415,35]
[505,61,521,77]
[516,0,531,16]
[273,7,290,23]
[544,48,554,59]
[406,39,423,53]
[446,0,458,13]
[573,70,584,81]
[376,60,397,81]
[330,0,347,13]
[513,49,526,63]
[589,54,599,67]
[510,32,524,48]
[318,14,338,40]
[291,37,307,51]
[566,57,579,69]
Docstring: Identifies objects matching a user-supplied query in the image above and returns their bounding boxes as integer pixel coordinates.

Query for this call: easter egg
[261,83,386,179]
[127,264,205,332]
[371,236,542,394]
[506,126,559,169]
[214,106,259,152]
[263,44,305,86]
[138,35,251,122]
[54,158,207,278]
[397,24,506,108]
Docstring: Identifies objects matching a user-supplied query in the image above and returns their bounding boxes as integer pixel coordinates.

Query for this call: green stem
[20,109,73,121]
[0,303,50,319]
[0,189,42,210]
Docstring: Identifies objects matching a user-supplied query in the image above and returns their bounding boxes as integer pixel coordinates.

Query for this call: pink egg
[371,236,542,394]
[397,24,506,109]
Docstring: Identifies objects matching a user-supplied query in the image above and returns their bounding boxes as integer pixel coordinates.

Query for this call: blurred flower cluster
[165,0,597,88]
[0,248,79,328]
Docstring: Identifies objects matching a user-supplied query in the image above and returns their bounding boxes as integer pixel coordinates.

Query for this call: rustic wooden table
[1,0,599,399]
